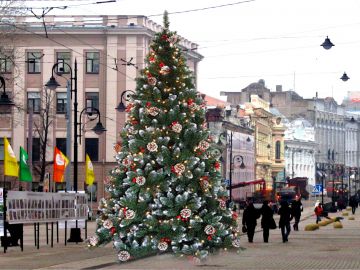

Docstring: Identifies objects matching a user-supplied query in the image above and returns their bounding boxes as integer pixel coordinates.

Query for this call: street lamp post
[115,90,135,112]
[46,59,106,242]
[0,75,15,254]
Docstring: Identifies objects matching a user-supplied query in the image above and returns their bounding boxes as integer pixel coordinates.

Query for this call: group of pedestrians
[242,196,303,243]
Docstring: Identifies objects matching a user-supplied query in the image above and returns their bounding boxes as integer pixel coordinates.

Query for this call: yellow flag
[85,154,95,185]
[4,137,19,177]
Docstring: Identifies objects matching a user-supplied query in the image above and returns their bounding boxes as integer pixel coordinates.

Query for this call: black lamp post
[46,60,105,242]
[116,90,135,112]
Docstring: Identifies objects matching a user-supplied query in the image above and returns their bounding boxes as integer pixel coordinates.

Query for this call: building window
[56,92,67,114]
[56,52,71,73]
[27,92,41,113]
[30,138,41,162]
[85,138,99,161]
[0,138,10,161]
[0,53,12,73]
[56,138,67,155]
[85,92,99,112]
[275,141,281,160]
[86,52,100,74]
[27,52,42,73]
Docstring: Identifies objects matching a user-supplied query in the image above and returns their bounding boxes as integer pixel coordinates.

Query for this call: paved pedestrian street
[1,206,360,269]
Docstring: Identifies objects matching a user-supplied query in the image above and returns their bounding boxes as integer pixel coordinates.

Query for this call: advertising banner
[6,191,87,224]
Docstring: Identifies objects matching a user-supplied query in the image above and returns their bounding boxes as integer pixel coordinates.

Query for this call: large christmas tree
[89,12,241,262]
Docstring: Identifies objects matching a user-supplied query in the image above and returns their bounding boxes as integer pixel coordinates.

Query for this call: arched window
[275,141,281,159]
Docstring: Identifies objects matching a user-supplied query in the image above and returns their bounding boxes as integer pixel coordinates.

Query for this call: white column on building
[105,35,118,162]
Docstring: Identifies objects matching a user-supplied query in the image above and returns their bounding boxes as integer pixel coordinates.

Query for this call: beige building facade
[0,15,202,206]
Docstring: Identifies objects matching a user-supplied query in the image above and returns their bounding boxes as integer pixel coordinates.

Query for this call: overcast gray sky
[30,0,360,103]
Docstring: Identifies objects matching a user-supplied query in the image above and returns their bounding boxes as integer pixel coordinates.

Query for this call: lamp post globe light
[321,36,335,50]
[46,59,106,242]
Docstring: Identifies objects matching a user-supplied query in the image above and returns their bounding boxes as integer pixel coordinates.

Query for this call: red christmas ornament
[146,73,152,78]
[131,120,139,125]
[132,177,136,183]
[159,62,165,68]
[139,147,146,153]
[207,235,212,241]
[187,98,194,105]
[110,227,116,234]
[125,103,134,113]
[149,56,155,63]
[232,212,238,220]
[176,215,181,219]
[146,102,151,107]
[161,34,168,40]
[214,161,221,170]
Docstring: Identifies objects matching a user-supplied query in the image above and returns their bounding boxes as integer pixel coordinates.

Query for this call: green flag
[19,146,32,182]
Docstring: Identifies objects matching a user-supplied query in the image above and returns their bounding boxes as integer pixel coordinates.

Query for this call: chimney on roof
[276,85,282,92]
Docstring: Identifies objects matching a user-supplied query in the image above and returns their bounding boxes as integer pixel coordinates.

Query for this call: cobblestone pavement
[1,204,359,270]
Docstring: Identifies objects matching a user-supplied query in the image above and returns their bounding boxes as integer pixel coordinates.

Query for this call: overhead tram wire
[4,0,116,11]
[1,21,136,82]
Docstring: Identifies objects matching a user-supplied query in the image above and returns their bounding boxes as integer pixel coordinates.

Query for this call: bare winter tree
[0,0,25,75]
[32,87,56,183]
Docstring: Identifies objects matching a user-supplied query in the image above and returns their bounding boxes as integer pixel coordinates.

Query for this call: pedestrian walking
[349,195,358,215]
[242,200,260,243]
[278,200,292,243]
[260,200,275,243]
[314,203,323,224]
[291,196,303,231]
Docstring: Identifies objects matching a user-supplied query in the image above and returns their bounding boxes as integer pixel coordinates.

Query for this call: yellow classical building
[244,95,285,195]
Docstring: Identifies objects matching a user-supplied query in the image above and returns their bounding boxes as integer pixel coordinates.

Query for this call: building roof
[203,94,229,107]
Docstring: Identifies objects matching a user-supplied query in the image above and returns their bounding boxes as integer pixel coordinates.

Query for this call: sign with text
[6,191,88,224]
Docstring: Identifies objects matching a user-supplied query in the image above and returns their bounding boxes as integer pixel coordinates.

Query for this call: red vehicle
[326,181,348,199]
[287,177,309,200]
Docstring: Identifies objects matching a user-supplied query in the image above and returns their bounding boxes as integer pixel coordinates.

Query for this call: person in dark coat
[349,195,358,215]
[278,200,293,243]
[260,200,274,243]
[242,200,260,243]
[291,196,303,231]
